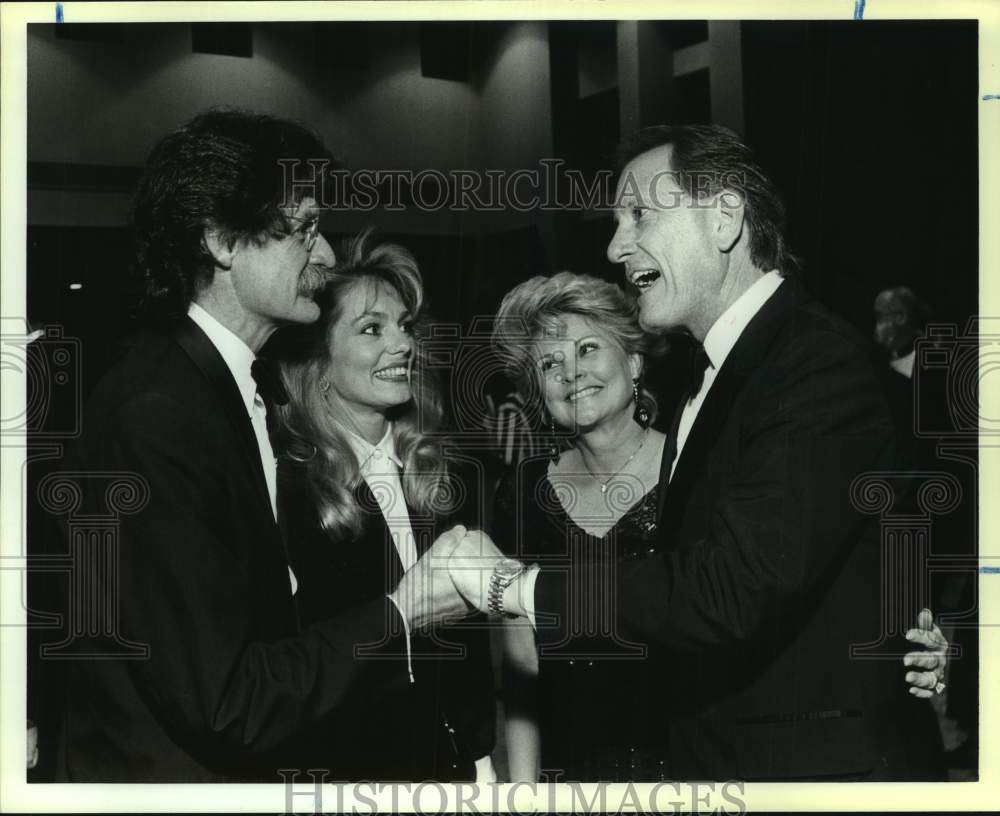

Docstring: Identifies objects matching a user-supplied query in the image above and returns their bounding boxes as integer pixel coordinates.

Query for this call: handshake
[388,525,523,630]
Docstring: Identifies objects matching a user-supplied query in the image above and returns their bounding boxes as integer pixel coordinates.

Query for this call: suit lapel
[656,396,686,521]
[170,317,274,522]
[662,361,752,524]
[658,279,804,527]
[356,480,406,579]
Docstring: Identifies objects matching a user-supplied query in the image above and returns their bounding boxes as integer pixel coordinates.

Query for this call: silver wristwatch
[487,558,525,618]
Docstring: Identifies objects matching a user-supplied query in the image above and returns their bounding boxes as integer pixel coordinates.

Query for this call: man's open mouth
[629,269,661,291]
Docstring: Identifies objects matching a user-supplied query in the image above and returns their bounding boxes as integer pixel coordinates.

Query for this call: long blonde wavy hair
[269,231,450,542]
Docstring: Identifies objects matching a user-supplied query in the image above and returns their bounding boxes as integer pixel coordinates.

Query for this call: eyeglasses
[284,214,321,252]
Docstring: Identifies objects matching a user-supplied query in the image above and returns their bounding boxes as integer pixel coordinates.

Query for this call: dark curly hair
[617,124,800,276]
[130,108,334,321]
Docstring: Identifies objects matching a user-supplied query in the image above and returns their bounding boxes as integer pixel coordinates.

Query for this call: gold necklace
[580,427,650,494]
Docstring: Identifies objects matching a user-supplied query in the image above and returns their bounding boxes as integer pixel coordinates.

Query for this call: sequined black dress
[494,455,676,782]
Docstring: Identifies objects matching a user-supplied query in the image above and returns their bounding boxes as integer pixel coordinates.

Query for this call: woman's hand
[904,608,949,699]
[389,525,472,629]
[27,720,39,769]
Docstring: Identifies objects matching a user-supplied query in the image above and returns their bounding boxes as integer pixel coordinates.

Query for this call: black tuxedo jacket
[534,279,943,780]
[281,472,496,781]
[51,319,409,781]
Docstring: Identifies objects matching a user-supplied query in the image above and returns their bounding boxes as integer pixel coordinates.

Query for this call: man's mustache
[297,264,330,296]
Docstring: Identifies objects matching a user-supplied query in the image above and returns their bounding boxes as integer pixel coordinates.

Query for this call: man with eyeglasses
[47,109,473,781]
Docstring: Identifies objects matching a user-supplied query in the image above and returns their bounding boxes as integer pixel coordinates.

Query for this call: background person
[873,285,931,378]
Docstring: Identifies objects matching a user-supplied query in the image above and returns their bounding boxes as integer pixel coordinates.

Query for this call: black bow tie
[251,357,289,407]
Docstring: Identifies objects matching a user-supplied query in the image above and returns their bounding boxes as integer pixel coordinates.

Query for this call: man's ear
[203,228,236,270]
[713,188,746,253]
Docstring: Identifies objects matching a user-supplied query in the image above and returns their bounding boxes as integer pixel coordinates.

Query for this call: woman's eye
[400,321,415,335]
[361,323,381,336]
[631,206,647,222]
[579,342,598,356]
[540,358,558,372]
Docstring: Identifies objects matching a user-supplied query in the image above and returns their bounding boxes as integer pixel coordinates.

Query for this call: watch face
[496,558,524,579]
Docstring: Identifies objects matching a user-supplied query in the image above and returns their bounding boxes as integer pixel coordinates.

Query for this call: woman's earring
[319,379,330,393]
[633,378,650,427]
[547,414,559,459]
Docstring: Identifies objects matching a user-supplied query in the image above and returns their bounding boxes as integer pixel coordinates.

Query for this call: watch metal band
[488,564,523,617]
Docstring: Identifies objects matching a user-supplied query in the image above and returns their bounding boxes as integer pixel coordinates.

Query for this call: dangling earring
[547,413,559,459]
[633,378,650,427]
[319,378,330,392]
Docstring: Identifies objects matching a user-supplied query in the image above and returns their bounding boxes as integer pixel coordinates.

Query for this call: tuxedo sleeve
[97,391,408,756]
[533,333,903,654]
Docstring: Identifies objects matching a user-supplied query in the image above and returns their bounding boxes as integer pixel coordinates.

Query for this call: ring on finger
[934,681,946,695]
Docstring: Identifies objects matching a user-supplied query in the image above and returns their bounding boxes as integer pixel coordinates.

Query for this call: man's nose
[310,233,336,268]
[607,221,633,265]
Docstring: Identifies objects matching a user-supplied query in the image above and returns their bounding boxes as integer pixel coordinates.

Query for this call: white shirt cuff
[385,594,415,684]
[521,564,540,630]
[474,754,498,783]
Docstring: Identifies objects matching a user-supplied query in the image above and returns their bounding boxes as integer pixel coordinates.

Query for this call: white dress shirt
[345,425,419,572]
[187,303,297,596]
[890,348,915,379]
[670,270,785,481]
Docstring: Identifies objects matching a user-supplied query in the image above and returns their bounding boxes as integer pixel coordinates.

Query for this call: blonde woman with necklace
[492,272,670,781]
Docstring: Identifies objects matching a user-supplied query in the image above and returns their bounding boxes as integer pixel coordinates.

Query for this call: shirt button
[373,450,382,459]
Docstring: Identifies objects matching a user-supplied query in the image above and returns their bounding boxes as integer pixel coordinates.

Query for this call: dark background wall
[26,20,978,396]
[741,20,977,333]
